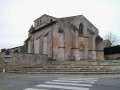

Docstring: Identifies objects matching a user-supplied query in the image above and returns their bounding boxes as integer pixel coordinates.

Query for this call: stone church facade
[26,14,104,61]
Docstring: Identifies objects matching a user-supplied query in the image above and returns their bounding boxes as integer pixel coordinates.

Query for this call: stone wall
[105,54,120,60]
[0,53,4,72]
[58,15,100,60]
[27,15,104,61]
[0,53,48,72]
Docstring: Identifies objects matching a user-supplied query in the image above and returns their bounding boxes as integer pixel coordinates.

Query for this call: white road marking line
[36,84,89,90]
[58,79,98,82]
[45,81,92,87]
[59,78,99,80]
[24,78,98,90]
[24,88,47,90]
[52,80,96,83]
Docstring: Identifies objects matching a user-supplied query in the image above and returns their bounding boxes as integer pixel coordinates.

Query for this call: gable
[34,14,57,30]
[80,15,99,36]
[58,15,99,37]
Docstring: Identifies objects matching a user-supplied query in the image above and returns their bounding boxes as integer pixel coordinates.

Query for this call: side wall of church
[31,23,58,60]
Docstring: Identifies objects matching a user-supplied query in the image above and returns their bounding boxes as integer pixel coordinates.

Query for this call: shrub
[47,58,57,62]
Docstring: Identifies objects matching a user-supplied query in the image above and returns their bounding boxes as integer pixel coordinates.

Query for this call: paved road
[0,73,120,90]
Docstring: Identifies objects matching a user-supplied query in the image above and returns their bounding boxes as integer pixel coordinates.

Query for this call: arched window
[79,23,84,35]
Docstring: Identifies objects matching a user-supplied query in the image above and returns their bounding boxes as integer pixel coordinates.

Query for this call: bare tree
[104,32,118,47]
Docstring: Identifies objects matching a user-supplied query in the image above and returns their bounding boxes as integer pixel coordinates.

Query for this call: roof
[32,21,57,33]
[96,35,103,40]
[58,15,99,31]
[88,29,95,34]
[29,25,35,32]
[24,36,31,42]
[103,40,110,43]
[33,14,99,34]
[59,15,83,19]
[34,14,57,22]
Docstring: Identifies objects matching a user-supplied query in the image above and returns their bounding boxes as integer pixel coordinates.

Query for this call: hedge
[104,45,120,55]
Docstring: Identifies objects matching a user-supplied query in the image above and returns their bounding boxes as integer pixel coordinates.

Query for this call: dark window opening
[50,19,53,23]
[79,23,84,35]
[40,20,41,24]
[37,20,39,26]
[44,32,49,37]
[58,27,64,33]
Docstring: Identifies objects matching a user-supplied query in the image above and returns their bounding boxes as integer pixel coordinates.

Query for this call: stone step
[36,60,120,65]
[9,71,120,74]
[37,63,120,66]
[20,67,120,72]
[23,65,120,70]
[9,68,120,74]
[9,60,120,74]
[21,70,113,72]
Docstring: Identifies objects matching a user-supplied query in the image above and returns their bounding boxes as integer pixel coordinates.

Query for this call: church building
[26,14,104,61]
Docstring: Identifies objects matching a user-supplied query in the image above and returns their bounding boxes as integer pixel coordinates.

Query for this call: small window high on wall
[37,20,39,26]
[40,20,42,24]
[50,19,53,23]
[79,23,84,35]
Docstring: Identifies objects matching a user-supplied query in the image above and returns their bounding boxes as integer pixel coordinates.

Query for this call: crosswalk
[24,78,98,90]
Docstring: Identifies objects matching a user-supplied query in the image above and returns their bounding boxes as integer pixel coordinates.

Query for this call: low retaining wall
[0,53,48,72]
[105,54,120,60]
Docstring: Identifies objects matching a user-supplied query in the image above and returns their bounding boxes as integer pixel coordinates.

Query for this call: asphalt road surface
[0,73,120,90]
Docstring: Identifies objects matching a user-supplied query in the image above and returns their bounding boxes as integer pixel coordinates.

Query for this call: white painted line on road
[52,80,95,83]
[24,88,47,90]
[45,81,92,87]
[59,78,99,80]
[58,79,98,82]
[36,84,89,90]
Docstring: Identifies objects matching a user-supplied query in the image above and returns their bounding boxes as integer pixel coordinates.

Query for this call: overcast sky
[0,0,120,50]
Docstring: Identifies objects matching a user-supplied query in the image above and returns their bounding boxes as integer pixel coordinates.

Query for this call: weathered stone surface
[27,14,104,61]
[105,54,120,60]
[0,53,48,72]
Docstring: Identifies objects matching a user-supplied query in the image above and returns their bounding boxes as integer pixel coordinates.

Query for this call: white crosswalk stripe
[36,84,89,90]
[24,88,47,90]
[24,78,98,90]
[52,80,96,83]
[45,81,92,87]
[58,78,99,81]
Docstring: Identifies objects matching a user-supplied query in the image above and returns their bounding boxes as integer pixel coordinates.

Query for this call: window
[40,20,41,25]
[35,22,37,27]
[79,23,84,35]
[37,20,39,26]
[50,19,53,23]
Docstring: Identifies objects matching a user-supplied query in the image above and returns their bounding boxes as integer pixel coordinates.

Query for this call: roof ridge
[58,15,83,19]
[34,14,57,22]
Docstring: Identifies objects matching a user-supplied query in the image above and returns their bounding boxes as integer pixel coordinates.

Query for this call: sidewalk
[0,72,120,78]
